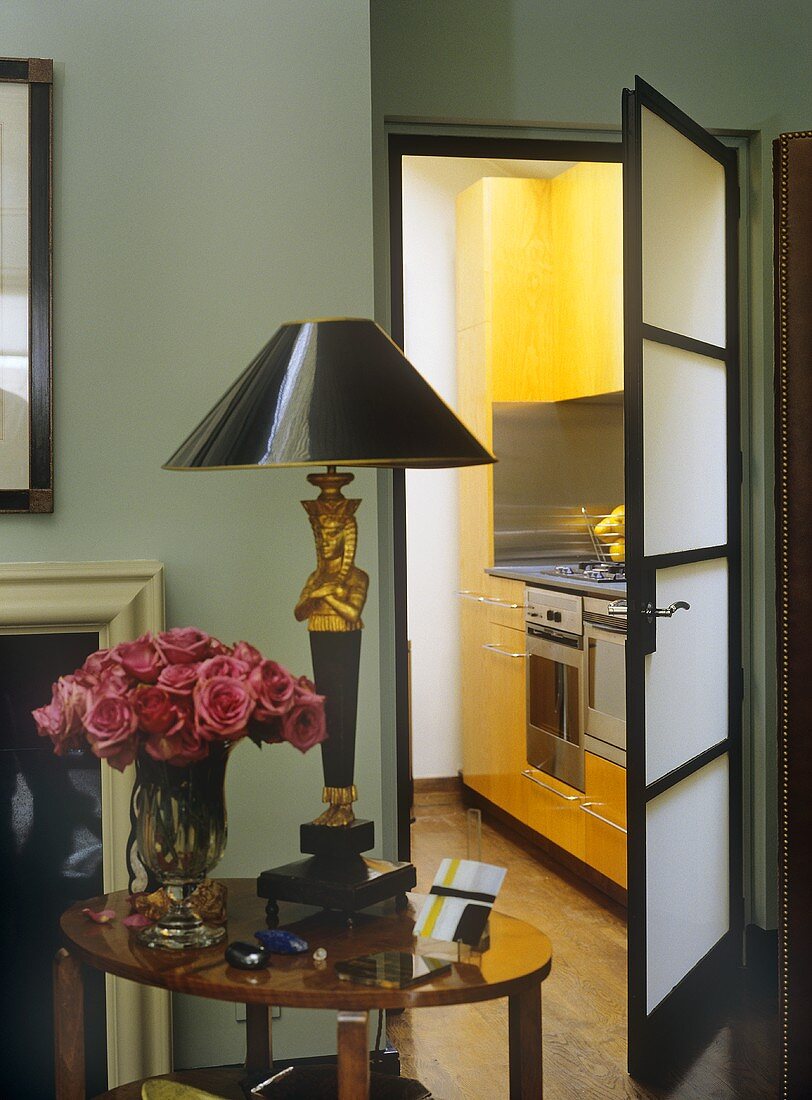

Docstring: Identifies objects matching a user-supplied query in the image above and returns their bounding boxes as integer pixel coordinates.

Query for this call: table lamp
[164,318,494,917]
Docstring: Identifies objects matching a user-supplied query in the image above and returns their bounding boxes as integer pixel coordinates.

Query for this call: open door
[623,78,741,1079]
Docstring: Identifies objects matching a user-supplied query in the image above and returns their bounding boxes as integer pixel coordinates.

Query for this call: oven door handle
[521,769,581,801]
[482,643,527,658]
[585,620,627,636]
[579,801,628,834]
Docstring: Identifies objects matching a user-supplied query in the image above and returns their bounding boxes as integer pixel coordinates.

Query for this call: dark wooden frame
[622,76,742,1080]
[0,57,53,513]
[774,129,812,1099]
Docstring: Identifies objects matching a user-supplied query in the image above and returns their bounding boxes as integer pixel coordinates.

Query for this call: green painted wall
[4,0,377,1065]
[371,0,812,932]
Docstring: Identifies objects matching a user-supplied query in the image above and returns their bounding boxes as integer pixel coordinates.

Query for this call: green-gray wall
[4,0,377,1066]
[370,0,812,932]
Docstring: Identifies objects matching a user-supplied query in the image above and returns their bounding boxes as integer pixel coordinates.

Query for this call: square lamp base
[257,854,417,925]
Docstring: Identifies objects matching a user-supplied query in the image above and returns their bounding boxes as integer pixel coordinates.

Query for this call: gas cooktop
[525,560,626,584]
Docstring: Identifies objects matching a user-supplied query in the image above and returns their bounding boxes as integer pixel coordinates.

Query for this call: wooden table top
[60,879,552,1011]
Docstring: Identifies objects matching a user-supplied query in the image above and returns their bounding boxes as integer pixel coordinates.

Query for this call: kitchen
[401,150,629,899]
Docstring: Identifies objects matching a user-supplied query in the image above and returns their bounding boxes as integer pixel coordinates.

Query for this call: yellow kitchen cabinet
[549,161,624,401]
[455,163,623,408]
[582,751,627,888]
[460,602,526,816]
[522,766,586,862]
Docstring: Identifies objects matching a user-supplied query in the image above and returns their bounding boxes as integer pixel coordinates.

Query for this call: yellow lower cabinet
[582,752,627,888]
[460,597,494,802]
[522,767,586,862]
[482,622,526,822]
[461,606,526,818]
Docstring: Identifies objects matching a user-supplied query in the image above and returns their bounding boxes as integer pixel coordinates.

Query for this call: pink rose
[249,660,295,721]
[280,696,327,753]
[292,674,318,702]
[143,705,208,765]
[32,676,88,754]
[232,641,263,667]
[84,691,139,771]
[155,627,215,665]
[194,676,254,740]
[198,655,250,681]
[113,633,165,683]
[82,648,118,677]
[158,662,200,697]
[135,686,182,736]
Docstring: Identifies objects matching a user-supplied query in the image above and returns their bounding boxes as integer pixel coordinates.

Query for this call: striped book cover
[414,858,507,946]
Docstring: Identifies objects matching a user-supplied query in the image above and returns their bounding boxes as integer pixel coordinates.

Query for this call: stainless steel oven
[583,596,627,766]
[525,588,585,791]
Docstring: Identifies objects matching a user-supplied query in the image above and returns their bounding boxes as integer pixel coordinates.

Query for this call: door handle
[644,600,690,620]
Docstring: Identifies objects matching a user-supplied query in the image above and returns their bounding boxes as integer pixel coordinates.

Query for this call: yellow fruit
[609,538,625,562]
[595,514,618,543]
[595,505,625,543]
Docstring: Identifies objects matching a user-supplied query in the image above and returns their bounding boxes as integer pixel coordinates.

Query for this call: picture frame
[0,57,53,513]
[0,560,172,1088]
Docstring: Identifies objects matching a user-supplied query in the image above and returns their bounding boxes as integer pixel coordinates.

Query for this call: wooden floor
[387,789,779,1099]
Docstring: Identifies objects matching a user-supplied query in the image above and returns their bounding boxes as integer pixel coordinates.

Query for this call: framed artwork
[0,560,171,1090]
[0,57,53,513]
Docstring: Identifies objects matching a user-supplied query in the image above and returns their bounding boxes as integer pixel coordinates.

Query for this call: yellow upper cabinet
[455,164,623,405]
[551,162,624,401]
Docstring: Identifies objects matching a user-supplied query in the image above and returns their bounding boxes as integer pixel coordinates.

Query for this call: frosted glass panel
[643,340,727,556]
[641,106,726,348]
[645,559,728,784]
[646,754,729,1013]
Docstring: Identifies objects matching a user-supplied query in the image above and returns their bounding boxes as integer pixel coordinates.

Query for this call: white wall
[402,156,571,779]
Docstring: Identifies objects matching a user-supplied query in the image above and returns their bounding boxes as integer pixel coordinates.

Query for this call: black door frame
[622,77,742,1077]
[386,131,622,862]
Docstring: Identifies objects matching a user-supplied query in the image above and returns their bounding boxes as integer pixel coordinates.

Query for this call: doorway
[387,103,765,1091]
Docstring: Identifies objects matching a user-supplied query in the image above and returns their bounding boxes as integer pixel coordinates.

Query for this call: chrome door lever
[644,600,690,619]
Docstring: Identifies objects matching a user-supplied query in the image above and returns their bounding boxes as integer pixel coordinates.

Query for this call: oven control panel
[525,586,583,636]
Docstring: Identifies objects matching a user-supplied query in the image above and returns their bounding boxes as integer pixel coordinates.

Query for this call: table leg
[53,947,85,1100]
[508,983,543,1099]
[337,1010,369,1099]
[245,1003,273,1073]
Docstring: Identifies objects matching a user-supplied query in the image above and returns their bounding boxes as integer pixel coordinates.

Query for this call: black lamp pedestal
[256,852,416,926]
[257,816,416,924]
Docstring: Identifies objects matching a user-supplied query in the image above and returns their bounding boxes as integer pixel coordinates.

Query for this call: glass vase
[134,743,230,950]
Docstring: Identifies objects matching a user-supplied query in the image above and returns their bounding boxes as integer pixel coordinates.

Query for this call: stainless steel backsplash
[492,398,624,564]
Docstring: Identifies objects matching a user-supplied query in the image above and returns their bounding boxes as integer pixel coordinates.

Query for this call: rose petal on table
[123,913,153,929]
[81,907,116,924]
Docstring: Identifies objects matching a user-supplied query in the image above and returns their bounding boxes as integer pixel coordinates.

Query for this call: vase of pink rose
[33,627,326,950]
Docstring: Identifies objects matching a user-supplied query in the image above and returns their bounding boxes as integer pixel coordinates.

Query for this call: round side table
[56,879,553,1099]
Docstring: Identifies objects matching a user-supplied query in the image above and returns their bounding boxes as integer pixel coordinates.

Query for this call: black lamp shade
[164,319,494,470]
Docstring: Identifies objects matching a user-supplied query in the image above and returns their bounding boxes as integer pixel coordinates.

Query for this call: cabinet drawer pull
[580,802,627,834]
[521,769,580,800]
[482,596,523,609]
[482,643,526,658]
[458,591,522,610]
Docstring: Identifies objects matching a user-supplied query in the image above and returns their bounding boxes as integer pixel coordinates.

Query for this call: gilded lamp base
[312,784,357,827]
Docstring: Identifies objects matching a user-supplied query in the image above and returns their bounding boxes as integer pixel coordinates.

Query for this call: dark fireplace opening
[0,631,108,1098]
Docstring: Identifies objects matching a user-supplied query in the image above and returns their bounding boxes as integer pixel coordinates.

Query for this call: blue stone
[254,929,309,955]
